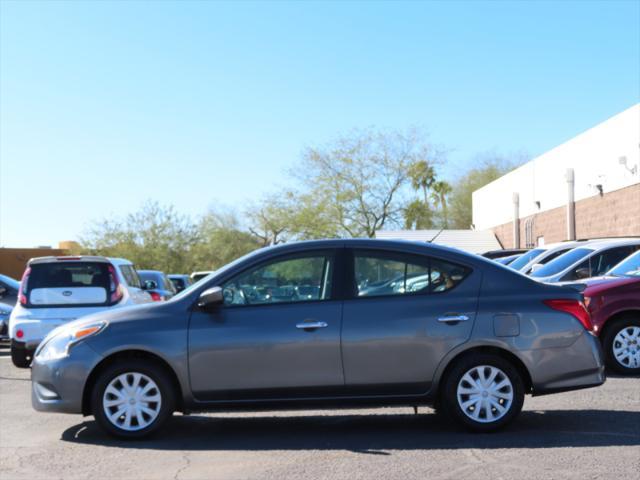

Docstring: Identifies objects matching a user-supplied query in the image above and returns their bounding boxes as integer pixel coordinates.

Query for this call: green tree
[80,201,199,273]
[191,208,261,270]
[431,180,453,228]
[403,199,433,230]
[407,160,437,208]
[292,128,435,238]
[448,153,527,229]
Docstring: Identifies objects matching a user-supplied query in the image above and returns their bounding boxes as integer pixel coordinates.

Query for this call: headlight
[36,322,106,362]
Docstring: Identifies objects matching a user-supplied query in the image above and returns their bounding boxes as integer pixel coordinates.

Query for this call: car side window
[592,247,637,276]
[221,253,333,306]
[354,250,470,297]
[119,265,141,288]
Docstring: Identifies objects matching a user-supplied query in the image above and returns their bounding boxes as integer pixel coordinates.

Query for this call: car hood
[46,302,167,335]
[581,276,640,295]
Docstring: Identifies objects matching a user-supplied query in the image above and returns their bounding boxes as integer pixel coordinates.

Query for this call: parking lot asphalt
[1,342,639,480]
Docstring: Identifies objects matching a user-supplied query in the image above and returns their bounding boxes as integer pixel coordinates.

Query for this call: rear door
[341,248,481,394]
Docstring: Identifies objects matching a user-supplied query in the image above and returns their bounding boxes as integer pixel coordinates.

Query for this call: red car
[582,250,640,375]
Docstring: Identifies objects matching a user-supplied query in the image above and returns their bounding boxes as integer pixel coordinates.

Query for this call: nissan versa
[30,239,606,438]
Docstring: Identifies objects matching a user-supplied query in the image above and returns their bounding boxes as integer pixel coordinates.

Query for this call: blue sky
[1,0,639,247]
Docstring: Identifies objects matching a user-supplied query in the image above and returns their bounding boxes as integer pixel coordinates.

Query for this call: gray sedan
[30,239,605,438]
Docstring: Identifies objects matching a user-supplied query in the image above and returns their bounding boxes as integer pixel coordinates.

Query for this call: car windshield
[530,248,593,278]
[508,248,545,270]
[608,250,640,277]
[0,273,20,290]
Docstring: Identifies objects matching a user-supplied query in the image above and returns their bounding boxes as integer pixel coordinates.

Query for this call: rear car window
[354,250,471,297]
[27,262,112,306]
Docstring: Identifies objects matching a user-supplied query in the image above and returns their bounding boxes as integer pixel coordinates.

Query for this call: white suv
[9,256,153,367]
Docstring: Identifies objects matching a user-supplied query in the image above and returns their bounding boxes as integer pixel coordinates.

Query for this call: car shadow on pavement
[61,409,640,453]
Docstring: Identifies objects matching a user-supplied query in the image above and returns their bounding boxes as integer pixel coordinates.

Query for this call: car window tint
[509,248,545,270]
[609,250,640,276]
[120,265,141,288]
[592,246,638,276]
[222,254,333,306]
[354,251,469,297]
[530,248,593,277]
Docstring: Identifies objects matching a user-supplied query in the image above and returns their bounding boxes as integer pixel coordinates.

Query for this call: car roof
[29,255,110,264]
[580,238,640,251]
[137,269,165,275]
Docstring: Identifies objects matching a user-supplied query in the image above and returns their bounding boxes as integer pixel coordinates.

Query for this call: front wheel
[91,359,175,438]
[602,317,640,375]
[441,354,525,432]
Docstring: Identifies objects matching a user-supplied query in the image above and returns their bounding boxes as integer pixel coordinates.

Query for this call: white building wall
[472,104,640,230]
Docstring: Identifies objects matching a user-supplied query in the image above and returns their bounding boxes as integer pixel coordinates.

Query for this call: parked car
[581,250,640,374]
[494,254,522,265]
[481,249,529,260]
[510,241,585,274]
[530,239,640,283]
[9,256,153,368]
[168,274,192,293]
[0,304,12,340]
[31,239,604,438]
[0,273,19,307]
[191,271,214,283]
[138,270,177,301]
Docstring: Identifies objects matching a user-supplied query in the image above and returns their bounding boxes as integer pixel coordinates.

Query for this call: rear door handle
[296,321,328,330]
[437,314,469,323]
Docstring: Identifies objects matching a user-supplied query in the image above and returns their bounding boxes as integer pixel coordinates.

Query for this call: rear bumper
[528,330,606,396]
[31,342,102,414]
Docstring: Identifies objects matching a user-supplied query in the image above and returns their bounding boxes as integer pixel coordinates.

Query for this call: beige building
[472,104,640,248]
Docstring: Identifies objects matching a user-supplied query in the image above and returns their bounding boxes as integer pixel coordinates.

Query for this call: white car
[530,239,640,283]
[9,256,153,368]
[508,240,587,274]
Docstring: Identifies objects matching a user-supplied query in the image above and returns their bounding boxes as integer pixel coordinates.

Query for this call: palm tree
[407,160,436,208]
[431,181,453,228]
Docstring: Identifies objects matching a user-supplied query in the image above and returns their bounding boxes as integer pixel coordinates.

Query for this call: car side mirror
[575,267,591,279]
[198,287,224,308]
[143,280,158,290]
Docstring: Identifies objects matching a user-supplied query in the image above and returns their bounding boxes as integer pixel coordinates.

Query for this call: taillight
[543,299,593,331]
[108,265,123,304]
[149,292,162,302]
[18,267,31,306]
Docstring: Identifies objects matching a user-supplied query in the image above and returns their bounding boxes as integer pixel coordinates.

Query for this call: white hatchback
[9,256,153,367]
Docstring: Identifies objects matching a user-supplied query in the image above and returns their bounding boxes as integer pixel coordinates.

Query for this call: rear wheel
[10,340,32,368]
[91,359,175,438]
[602,317,640,375]
[441,354,524,432]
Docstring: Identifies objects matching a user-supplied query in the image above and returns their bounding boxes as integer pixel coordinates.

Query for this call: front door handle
[437,314,470,323]
[296,321,328,330]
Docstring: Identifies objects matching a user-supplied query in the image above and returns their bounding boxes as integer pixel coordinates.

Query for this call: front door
[341,248,481,395]
[188,250,344,400]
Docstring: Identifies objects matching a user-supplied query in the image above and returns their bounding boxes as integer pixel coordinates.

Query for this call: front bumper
[31,342,103,414]
[528,330,606,396]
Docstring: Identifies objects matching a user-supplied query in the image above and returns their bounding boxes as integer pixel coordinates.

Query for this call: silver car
[530,239,640,283]
[31,239,605,438]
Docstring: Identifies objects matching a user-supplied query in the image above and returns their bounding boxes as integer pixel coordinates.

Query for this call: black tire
[11,340,32,368]
[602,316,640,375]
[440,353,525,432]
[91,359,175,439]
